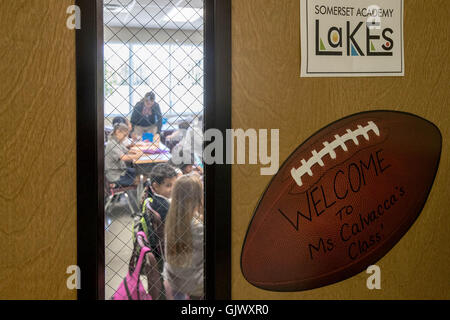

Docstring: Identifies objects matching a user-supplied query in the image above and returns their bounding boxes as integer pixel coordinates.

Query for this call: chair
[104,175,144,216]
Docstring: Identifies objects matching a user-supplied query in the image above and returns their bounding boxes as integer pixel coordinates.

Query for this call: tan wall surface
[0,0,77,299]
[232,0,450,299]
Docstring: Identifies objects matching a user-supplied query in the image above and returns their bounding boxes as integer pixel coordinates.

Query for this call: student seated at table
[169,149,202,176]
[112,115,131,129]
[178,159,203,176]
[165,120,190,150]
[170,116,203,161]
[163,175,204,300]
[105,123,143,187]
[112,116,137,148]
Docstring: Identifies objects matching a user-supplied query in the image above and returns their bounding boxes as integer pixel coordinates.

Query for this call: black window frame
[75,0,231,300]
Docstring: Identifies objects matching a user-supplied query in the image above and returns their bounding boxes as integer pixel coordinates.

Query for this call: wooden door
[232,0,449,299]
[0,0,77,299]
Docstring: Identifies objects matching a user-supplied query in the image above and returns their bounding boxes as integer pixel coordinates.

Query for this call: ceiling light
[164,7,203,23]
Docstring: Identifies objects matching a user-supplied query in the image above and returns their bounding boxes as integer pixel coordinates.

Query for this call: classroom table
[133,142,172,174]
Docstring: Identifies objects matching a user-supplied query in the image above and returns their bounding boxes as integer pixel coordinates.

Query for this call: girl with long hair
[163,175,204,299]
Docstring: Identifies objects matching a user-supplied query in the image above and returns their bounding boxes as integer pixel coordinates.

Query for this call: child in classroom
[105,123,143,187]
[163,174,204,300]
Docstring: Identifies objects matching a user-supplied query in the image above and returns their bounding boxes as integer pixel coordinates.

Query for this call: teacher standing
[130,92,163,138]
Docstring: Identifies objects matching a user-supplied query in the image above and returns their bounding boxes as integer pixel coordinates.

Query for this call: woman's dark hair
[139,92,156,104]
[144,92,155,101]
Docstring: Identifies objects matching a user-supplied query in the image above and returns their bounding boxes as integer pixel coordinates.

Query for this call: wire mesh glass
[103,0,205,300]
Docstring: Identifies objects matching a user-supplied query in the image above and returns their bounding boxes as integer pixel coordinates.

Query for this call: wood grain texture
[232,0,449,299]
[0,0,77,299]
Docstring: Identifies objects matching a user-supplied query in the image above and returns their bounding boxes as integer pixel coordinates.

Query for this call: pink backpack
[112,232,153,300]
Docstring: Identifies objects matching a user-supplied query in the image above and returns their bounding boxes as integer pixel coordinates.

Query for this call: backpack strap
[137,231,149,242]
[131,212,144,243]
[142,197,153,214]
[123,276,143,300]
[123,278,134,300]
[132,246,151,279]
[136,231,149,248]
[136,276,141,300]
[141,216,149,238]
[146,206,165,263]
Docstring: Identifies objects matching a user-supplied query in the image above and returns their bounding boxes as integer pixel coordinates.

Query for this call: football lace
[290,121,380,187]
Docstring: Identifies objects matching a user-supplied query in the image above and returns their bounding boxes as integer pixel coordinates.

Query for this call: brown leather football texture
[241,111,442,292]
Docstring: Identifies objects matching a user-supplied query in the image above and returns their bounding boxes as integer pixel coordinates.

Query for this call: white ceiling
[104,0,204,30]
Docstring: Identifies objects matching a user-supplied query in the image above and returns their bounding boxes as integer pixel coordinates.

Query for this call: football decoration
[241,111,441,291]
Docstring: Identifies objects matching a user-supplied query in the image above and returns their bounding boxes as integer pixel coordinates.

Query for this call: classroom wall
[232,0,450,299]
[0,0,77,299]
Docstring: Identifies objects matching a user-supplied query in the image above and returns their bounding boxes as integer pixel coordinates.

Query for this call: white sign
[300,0,404,77]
